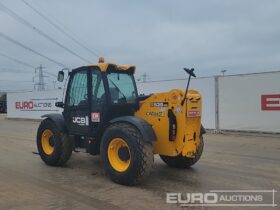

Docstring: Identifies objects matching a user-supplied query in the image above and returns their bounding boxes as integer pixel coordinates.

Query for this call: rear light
[187,95,201,117]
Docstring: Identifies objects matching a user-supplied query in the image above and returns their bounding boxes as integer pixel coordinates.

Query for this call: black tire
[100,122,154,185]
[37,119,72,166]
[160,136,204,168]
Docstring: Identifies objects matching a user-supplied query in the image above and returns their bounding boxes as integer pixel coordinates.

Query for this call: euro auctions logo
[15,101,34,109]
[261,94,280,111]
[166,190,277,207]
[15,101,52,110]
[15,98,58,112]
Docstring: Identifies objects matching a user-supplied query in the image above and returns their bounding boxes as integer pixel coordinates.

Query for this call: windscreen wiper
[109,79,126,100]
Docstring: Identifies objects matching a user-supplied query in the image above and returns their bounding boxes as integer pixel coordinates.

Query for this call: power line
[22,0,100,58]
[45,71,57,77]
[0,80,32,83]
[0,52,35,68]
[0,31,66,67]
[28,0,102,58]
[0,89,33,92]
[0,2,91,63]
[0,67,33,73]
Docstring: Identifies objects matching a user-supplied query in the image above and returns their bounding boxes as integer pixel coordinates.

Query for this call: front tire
[160,136,204,168]
[37,119,72,166]
[100,123,154,185]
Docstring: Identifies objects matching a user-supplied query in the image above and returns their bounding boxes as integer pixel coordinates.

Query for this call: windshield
[107,73,137,104]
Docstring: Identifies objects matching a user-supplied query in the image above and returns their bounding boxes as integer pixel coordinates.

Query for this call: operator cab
[57,58,139,146]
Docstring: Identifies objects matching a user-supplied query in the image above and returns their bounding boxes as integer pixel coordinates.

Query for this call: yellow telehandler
[37,58,205,185]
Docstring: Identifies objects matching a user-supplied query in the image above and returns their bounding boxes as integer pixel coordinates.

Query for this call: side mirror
[57,71,64,82]
[55,101,64,108]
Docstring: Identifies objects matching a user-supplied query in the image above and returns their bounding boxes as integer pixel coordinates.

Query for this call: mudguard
[41,114,68,133]
[110,116,157,143]
[200,124,206,135]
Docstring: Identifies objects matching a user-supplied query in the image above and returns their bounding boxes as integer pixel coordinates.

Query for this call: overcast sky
[0,0,279,91]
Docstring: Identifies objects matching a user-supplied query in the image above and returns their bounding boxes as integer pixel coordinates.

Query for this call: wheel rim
[108,138,131,172]
[41,129,54,155]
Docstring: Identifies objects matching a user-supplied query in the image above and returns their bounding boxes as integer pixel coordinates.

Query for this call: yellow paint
[108,138,131,172]
[146,111,165,117]
[87,62,135,73]
[135,89,202,157]
[85,59,202,158]
[41,129,54,155]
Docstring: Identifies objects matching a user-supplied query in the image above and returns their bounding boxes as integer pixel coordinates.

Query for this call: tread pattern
[37,119,72,166]
[56,134,73,166]
[100,122,154,185]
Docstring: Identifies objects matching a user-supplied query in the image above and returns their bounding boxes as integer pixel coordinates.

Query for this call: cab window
[92,72,106,106]
[67,71,87,106]
[107,73,137,104]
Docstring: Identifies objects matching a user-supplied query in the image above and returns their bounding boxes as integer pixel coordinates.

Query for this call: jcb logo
[261,94,280,111]
[73,116,89,126]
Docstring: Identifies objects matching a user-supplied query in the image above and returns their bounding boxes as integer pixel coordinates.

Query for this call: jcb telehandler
[37,58,205,185]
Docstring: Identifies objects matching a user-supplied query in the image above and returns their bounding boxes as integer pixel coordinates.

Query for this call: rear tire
[37,119,72,166]
[100,123,154,185]
[160,136,204,168]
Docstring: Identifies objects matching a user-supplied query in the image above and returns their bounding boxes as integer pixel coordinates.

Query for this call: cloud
[0,0,279,90]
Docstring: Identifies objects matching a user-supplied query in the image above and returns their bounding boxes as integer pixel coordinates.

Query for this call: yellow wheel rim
[108,138,131,172]
[41,129,54,155]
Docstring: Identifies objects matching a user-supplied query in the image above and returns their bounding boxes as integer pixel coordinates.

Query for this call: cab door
[63,68,90,135]
[90,69,108,138]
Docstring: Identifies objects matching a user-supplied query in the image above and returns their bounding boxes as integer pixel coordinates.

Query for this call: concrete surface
[0,114,279,210]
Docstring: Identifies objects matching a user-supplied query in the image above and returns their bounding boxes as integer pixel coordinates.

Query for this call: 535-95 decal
[150,102,168,107]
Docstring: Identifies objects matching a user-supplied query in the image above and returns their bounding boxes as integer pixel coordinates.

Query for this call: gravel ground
[0,114,279,210]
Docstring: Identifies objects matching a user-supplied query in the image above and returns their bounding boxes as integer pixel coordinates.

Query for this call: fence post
[214,76,220,132]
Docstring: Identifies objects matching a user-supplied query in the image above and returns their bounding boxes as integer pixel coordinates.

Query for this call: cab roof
[71,58,135,74]
[87,57,135,73]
